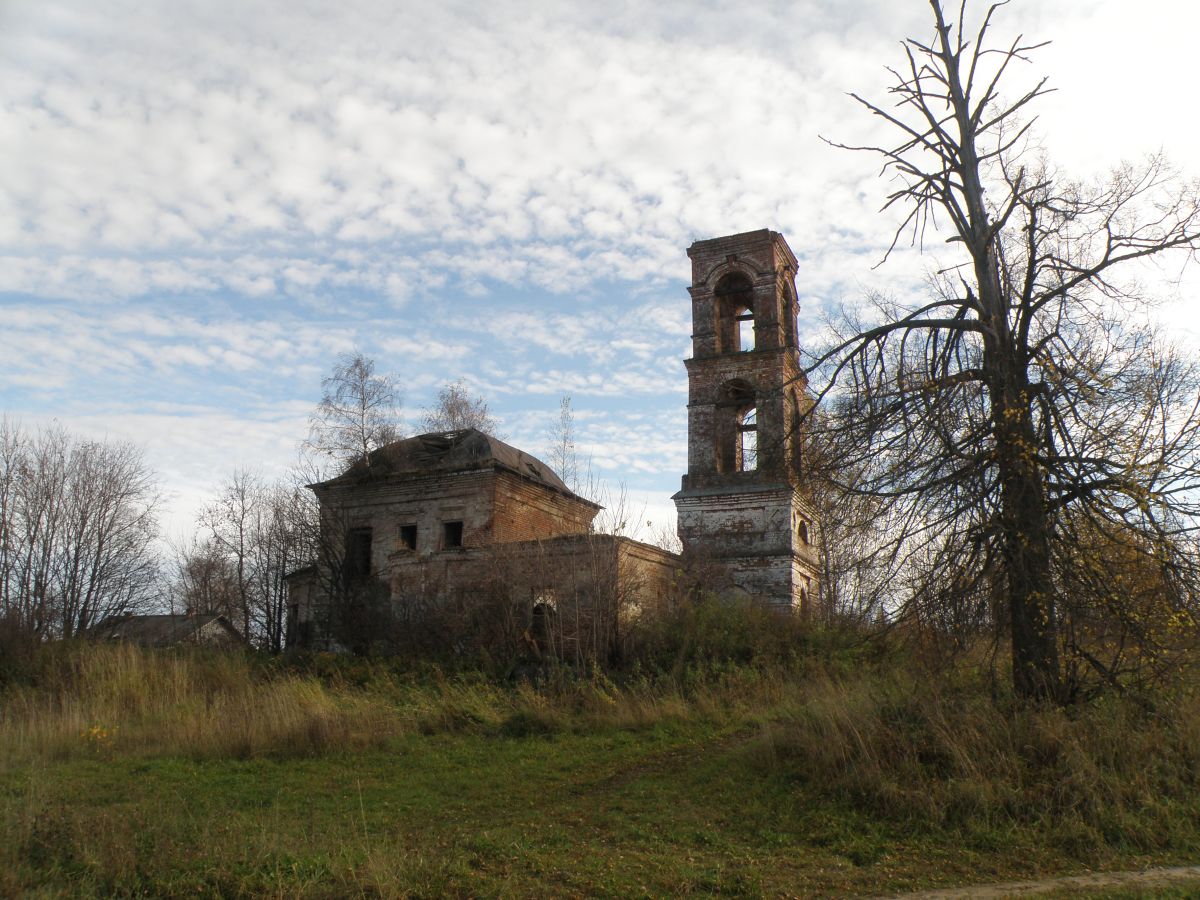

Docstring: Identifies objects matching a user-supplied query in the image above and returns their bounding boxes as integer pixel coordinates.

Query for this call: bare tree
[545,397,656,545]
[56,436,161,637]
[0,418,160,638]
[198,469,258,640]
[421,379,500,435]
[0,420,21,626]
[808,448,892,628]
[814,0,1200,699]
[546,395,580,492]
[254,480,318,651]
[305,351,401,467]
[195,470,317,651]
[171,535,239,618]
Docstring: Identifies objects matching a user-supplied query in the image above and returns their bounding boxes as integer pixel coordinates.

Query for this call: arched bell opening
[715,379,759,473]
[714,272,756,353]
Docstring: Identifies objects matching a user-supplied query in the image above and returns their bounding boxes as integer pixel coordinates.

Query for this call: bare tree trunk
[939,1,1060,700]
[991,359,1061,699]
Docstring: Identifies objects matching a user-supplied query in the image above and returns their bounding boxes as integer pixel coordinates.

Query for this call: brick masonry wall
[316,467,598,574]
[317,470,497,570]
[490,470,598,543]
[379,533,680,657]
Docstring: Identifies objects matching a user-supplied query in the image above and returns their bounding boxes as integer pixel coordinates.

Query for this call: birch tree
[306,351,401,468]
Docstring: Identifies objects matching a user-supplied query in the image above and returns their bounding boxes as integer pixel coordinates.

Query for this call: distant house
[88,613,246,648]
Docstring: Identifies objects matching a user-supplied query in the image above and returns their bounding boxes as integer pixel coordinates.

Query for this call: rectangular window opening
[736,311,755,352]
[443,520,464,549]
[740,430,758,471]
[345,527,373,584]
[399,524,417,550]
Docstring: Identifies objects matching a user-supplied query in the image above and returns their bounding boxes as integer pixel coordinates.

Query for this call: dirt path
[881,864,1200,898]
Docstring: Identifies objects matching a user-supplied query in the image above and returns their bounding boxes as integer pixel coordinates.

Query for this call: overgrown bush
[0,614,39,688]
[625,593,861,675]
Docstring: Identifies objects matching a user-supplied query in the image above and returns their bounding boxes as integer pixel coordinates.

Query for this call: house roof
[89,613,243,646]
[315,429,598,505]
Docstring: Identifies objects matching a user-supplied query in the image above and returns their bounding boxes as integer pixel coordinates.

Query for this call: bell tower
[672,229,819,611]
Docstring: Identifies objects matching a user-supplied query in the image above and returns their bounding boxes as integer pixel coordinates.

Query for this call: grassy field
[3,640,1200,897]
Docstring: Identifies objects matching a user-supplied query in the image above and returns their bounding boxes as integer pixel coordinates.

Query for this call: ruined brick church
[286,229,818,651]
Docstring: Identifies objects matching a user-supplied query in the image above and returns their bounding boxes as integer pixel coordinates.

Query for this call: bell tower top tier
[687,228,800,360]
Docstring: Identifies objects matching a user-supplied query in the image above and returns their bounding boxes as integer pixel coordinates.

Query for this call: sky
[2,0,1198,544]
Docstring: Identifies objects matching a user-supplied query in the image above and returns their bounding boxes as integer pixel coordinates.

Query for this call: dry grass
[0,642,795,765]
[3,639,1200,895]
[4,639,1200,855]
[0,643,395,763]
[748,670,1200,852]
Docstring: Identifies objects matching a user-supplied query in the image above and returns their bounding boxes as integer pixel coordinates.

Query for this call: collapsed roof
[317,428,593,503]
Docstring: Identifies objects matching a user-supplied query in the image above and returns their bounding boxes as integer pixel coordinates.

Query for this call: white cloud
[2,0,1198,546]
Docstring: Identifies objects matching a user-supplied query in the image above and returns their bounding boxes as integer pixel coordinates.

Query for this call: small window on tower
[738,407,758,471]
[399,524,417,550]
[443,521,464,549]
[735,307,755,352]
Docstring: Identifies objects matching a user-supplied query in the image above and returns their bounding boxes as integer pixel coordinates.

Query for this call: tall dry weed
[750,671,1200,852]
[0,643,395,763]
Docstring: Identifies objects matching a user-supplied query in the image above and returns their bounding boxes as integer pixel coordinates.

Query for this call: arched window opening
[798,520,809,544]
[714,273,755,353]
[738,406,758,471]
[716,379,758,473]
[530,591,559,659]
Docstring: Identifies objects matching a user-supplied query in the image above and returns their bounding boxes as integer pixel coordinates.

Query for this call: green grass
[2,642,1199,896]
